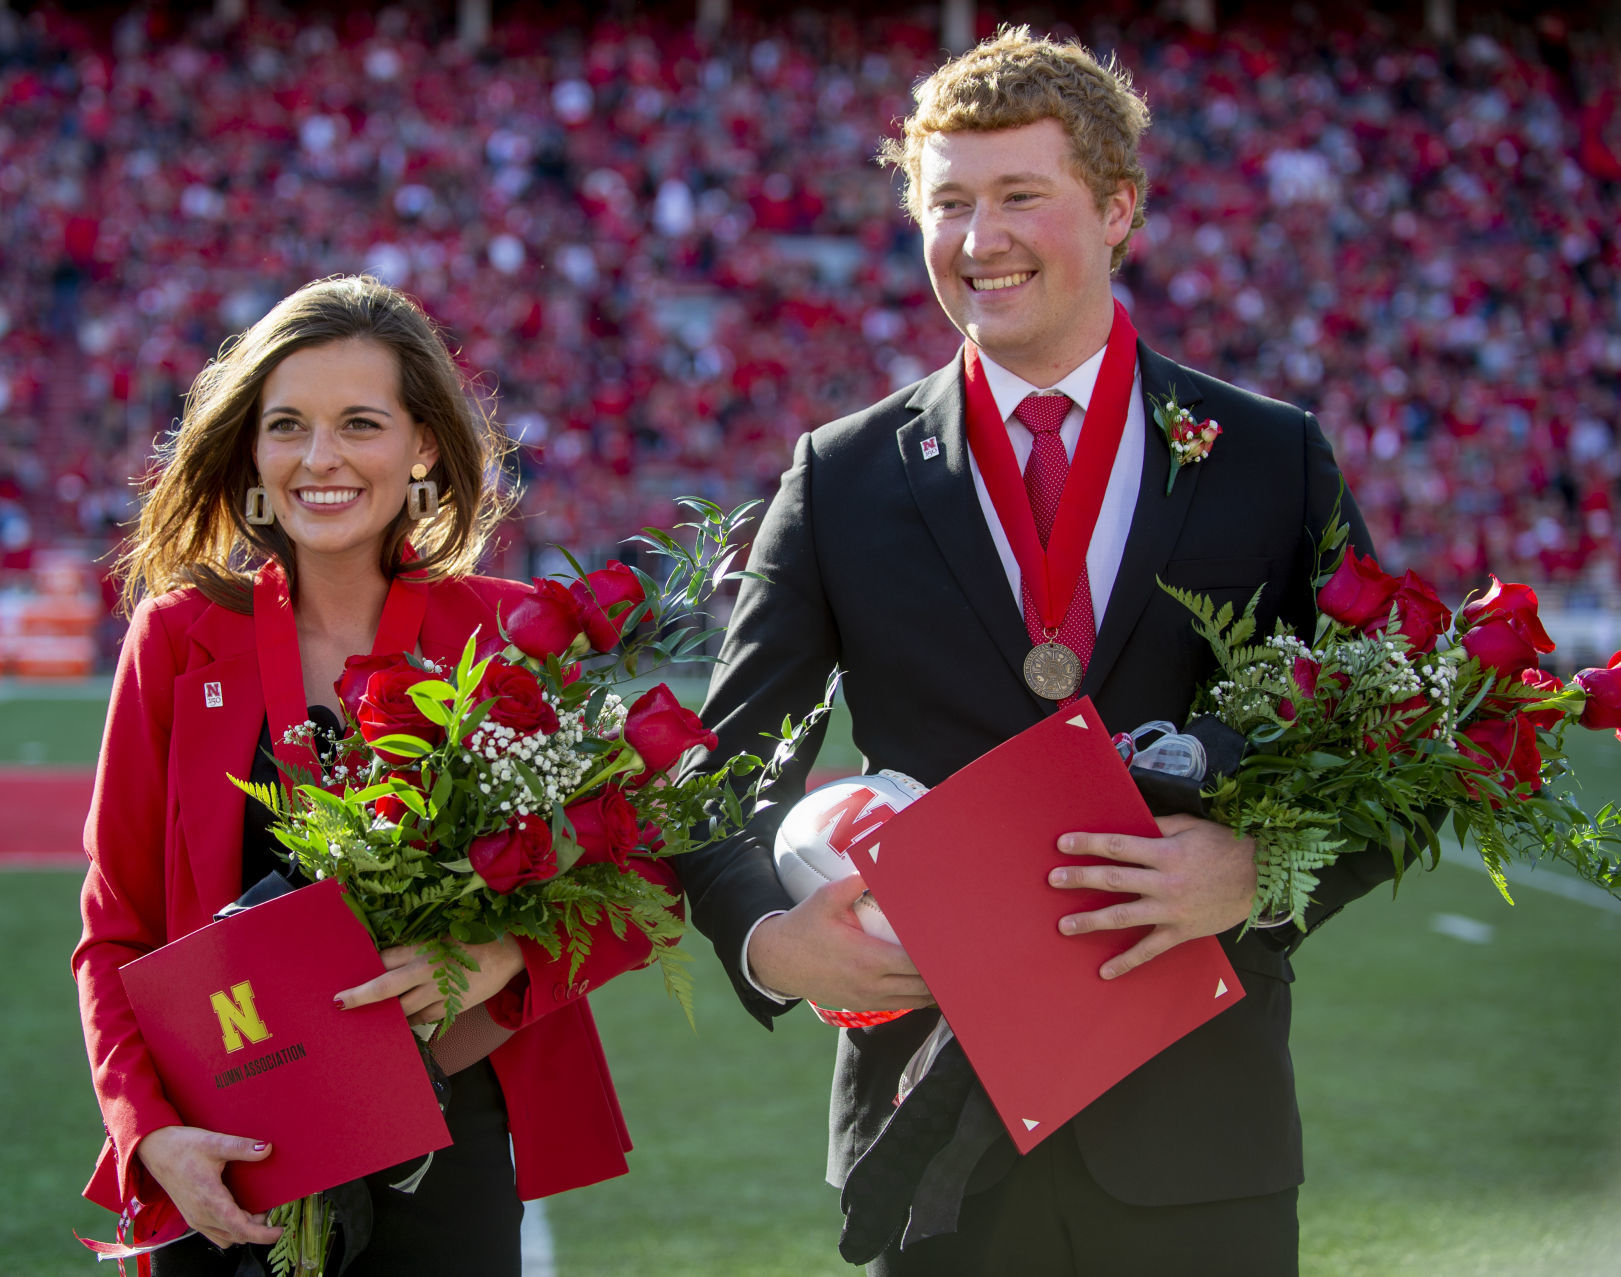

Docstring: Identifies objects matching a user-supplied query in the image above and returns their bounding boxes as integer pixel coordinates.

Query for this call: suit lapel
[172,604,263,915]
[898,356,1038,693]
[1080,343,1206,700]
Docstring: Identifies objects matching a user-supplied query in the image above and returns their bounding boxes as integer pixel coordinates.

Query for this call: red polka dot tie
[1015,392,1095,700]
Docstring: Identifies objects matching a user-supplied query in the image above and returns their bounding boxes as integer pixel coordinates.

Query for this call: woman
[75,276,675,1274]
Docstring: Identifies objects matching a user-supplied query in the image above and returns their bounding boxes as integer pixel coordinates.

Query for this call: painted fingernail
[252,1142,268,1152]
[332,997,346,1009]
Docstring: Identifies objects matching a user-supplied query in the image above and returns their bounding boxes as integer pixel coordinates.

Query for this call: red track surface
[0,766,92,866]
[0,766,855,869]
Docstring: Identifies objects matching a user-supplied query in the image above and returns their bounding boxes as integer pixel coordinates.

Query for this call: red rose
[1573,654,1621,733]
[1462,617,1546,678]
[357,665,445,766]
[1458,577,1554,678]
[569,561,646,653]
[1459,577,1554,641]
[469,817,557,894]
[622,683,718,785]
[1318,668,1352,719]
[505,579,584,662]
[1459,718,1542,797]
[1362,694,1431,754]
[374,791,412,827]
[1279,655,1321,721]
[476,660,559,736]
[1316,549,1399,629]
[1516,668,1567,731]
[374,778,429,846]
[1365,571,1452,654]
[335,653,403,726]
[564,789,642,871]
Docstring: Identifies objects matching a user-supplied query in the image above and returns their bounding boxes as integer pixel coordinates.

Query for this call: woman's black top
[240,704,344,892]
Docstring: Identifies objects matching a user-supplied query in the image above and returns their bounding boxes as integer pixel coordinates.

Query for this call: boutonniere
[1150,391,1222,495]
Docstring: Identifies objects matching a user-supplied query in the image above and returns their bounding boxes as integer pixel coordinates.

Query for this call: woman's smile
[294,486,363,507]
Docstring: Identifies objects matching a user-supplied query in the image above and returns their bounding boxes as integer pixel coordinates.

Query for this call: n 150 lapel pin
[204,681,223,708]
[920,436,940,460]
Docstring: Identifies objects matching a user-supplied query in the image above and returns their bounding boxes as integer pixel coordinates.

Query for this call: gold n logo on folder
[210,981,272,1053]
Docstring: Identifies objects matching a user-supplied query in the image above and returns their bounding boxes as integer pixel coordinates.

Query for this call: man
[677,28,1393,1276]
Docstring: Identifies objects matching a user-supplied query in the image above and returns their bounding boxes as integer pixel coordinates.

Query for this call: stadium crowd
[1,4,1618,654]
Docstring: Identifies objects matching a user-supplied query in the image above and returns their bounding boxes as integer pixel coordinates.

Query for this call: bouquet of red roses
[242,501,797,1026]
[235,500,821,1275]
[1163,514,1621,929]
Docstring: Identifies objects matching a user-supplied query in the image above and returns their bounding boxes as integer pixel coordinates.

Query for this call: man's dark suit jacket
[677,340,1391,1208]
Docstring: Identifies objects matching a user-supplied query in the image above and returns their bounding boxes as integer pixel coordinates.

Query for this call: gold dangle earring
[407,463,439,520]
[245,482,274,526]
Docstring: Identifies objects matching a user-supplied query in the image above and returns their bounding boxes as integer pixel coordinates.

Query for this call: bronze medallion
[1023,641,1081,700]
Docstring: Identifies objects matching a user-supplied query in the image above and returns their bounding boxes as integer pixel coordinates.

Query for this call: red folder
[118,878,451,1211]
[845,698,1243,1154]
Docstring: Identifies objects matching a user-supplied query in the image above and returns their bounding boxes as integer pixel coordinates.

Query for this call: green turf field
[10,866,1619,1275]
[0,680,114,765]
[0,675,863,773]
[6,685,1618,1274]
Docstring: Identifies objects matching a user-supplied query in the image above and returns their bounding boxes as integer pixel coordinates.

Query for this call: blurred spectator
[0,2,1616,650]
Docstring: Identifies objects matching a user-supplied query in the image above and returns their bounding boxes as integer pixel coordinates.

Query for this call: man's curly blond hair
[879,26,1151,272]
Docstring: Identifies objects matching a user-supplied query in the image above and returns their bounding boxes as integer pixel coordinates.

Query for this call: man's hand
[1049,813,1256,980]
[748,874,934,1010]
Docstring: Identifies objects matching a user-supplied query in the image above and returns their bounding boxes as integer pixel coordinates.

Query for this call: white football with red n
[772,769,928,948]
[772,770,929,1029]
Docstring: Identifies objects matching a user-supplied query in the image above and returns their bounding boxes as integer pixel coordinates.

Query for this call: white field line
[522,1196,556,1277]
[1430,912,1496,944]
[1447,854,1621,914]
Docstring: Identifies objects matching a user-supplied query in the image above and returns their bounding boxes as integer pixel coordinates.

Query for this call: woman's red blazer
[75,574,677,1230]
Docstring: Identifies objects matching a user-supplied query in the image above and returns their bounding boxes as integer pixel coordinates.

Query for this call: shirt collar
[976,343,1110,425]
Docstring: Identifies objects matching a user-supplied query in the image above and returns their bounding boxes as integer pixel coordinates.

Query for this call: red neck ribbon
[253,558,428,792]
[963,299,1139,631]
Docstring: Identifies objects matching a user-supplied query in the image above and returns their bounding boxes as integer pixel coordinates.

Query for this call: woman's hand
[333,934,526,1026]
[135,1126,283,1249]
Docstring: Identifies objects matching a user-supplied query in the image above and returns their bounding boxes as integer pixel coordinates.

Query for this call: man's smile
[969,272,1035,292]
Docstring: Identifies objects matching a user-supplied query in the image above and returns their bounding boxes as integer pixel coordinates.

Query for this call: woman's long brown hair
[117,275,511,615]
